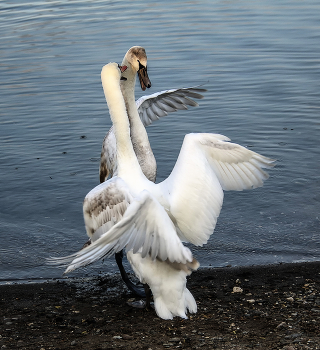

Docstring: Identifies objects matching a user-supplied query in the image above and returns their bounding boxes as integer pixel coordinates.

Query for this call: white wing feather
[48,188,193,273]
[159,133,275,246]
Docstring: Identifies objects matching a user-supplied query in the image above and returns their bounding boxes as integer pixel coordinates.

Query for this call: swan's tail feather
[185,288,197,314]
[154,298,175,320]
[128,252,198,320]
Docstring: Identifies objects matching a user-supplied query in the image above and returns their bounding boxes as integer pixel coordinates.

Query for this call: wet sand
[0,261,319,349]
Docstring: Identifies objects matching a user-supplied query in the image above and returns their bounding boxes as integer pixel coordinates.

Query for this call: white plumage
[49,62,274,320]
[127,251,199,320]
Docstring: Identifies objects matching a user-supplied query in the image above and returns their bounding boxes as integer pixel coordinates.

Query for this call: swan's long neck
[120,58,150,147]
[120,57,137,115]
[101,67,142,179]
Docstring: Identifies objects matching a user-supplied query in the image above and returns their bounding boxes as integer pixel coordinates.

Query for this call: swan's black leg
[115,250,146,297]
[143,284,152,310]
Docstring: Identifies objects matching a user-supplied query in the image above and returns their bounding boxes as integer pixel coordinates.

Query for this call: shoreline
[0,261,319,349]
[1,260,318,286]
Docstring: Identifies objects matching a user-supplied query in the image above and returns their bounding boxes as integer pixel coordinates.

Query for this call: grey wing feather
[136,85,207,127]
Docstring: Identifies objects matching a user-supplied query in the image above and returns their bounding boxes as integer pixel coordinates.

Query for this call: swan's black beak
[137,61,151,91]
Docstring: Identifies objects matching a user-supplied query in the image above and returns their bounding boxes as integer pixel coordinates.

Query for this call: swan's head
[101,63,128,87]
[122,46,151,91]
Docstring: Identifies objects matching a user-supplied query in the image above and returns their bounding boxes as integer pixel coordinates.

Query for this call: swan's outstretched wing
[48,185,193,273]
[82,176,131,242]
[136,86,207,126]
[160,133,275,246]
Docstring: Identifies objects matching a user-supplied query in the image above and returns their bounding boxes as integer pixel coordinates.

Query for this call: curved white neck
[101,69,142,178]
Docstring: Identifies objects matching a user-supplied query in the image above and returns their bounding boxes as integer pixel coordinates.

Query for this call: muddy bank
[0,261,320,349]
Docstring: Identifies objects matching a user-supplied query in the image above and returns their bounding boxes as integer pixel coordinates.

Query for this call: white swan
[49,63,274,319]
[98,46,206,296]
[99,46,206,183]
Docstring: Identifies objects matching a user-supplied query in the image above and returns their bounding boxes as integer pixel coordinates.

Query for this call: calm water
[1,0,319,282]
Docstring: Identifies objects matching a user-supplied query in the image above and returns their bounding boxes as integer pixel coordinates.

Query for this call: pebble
[311,308,320,313]
[276,322,287,329]
[247,299,255,304]
[168,338,180,342]
[233,287,243,293]
[113,336,122,339]
[286,297,294,302]
[285,333,302,340]
[122,334,134,340]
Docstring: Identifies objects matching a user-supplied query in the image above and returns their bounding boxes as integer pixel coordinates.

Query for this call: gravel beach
[0,261,319,350]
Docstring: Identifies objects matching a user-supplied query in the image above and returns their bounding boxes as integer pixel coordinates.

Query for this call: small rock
[311,308,320,313]
[286,297,294,302]
[285,333,302,340]
[233,286,243,293]
[122,334,134,340]
[168,338,180,342]
[113,336,122,339]
[276,322,287,329]
[247,299,255,304]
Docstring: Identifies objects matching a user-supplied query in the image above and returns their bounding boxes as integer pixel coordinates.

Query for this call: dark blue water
[1,0,319,282]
